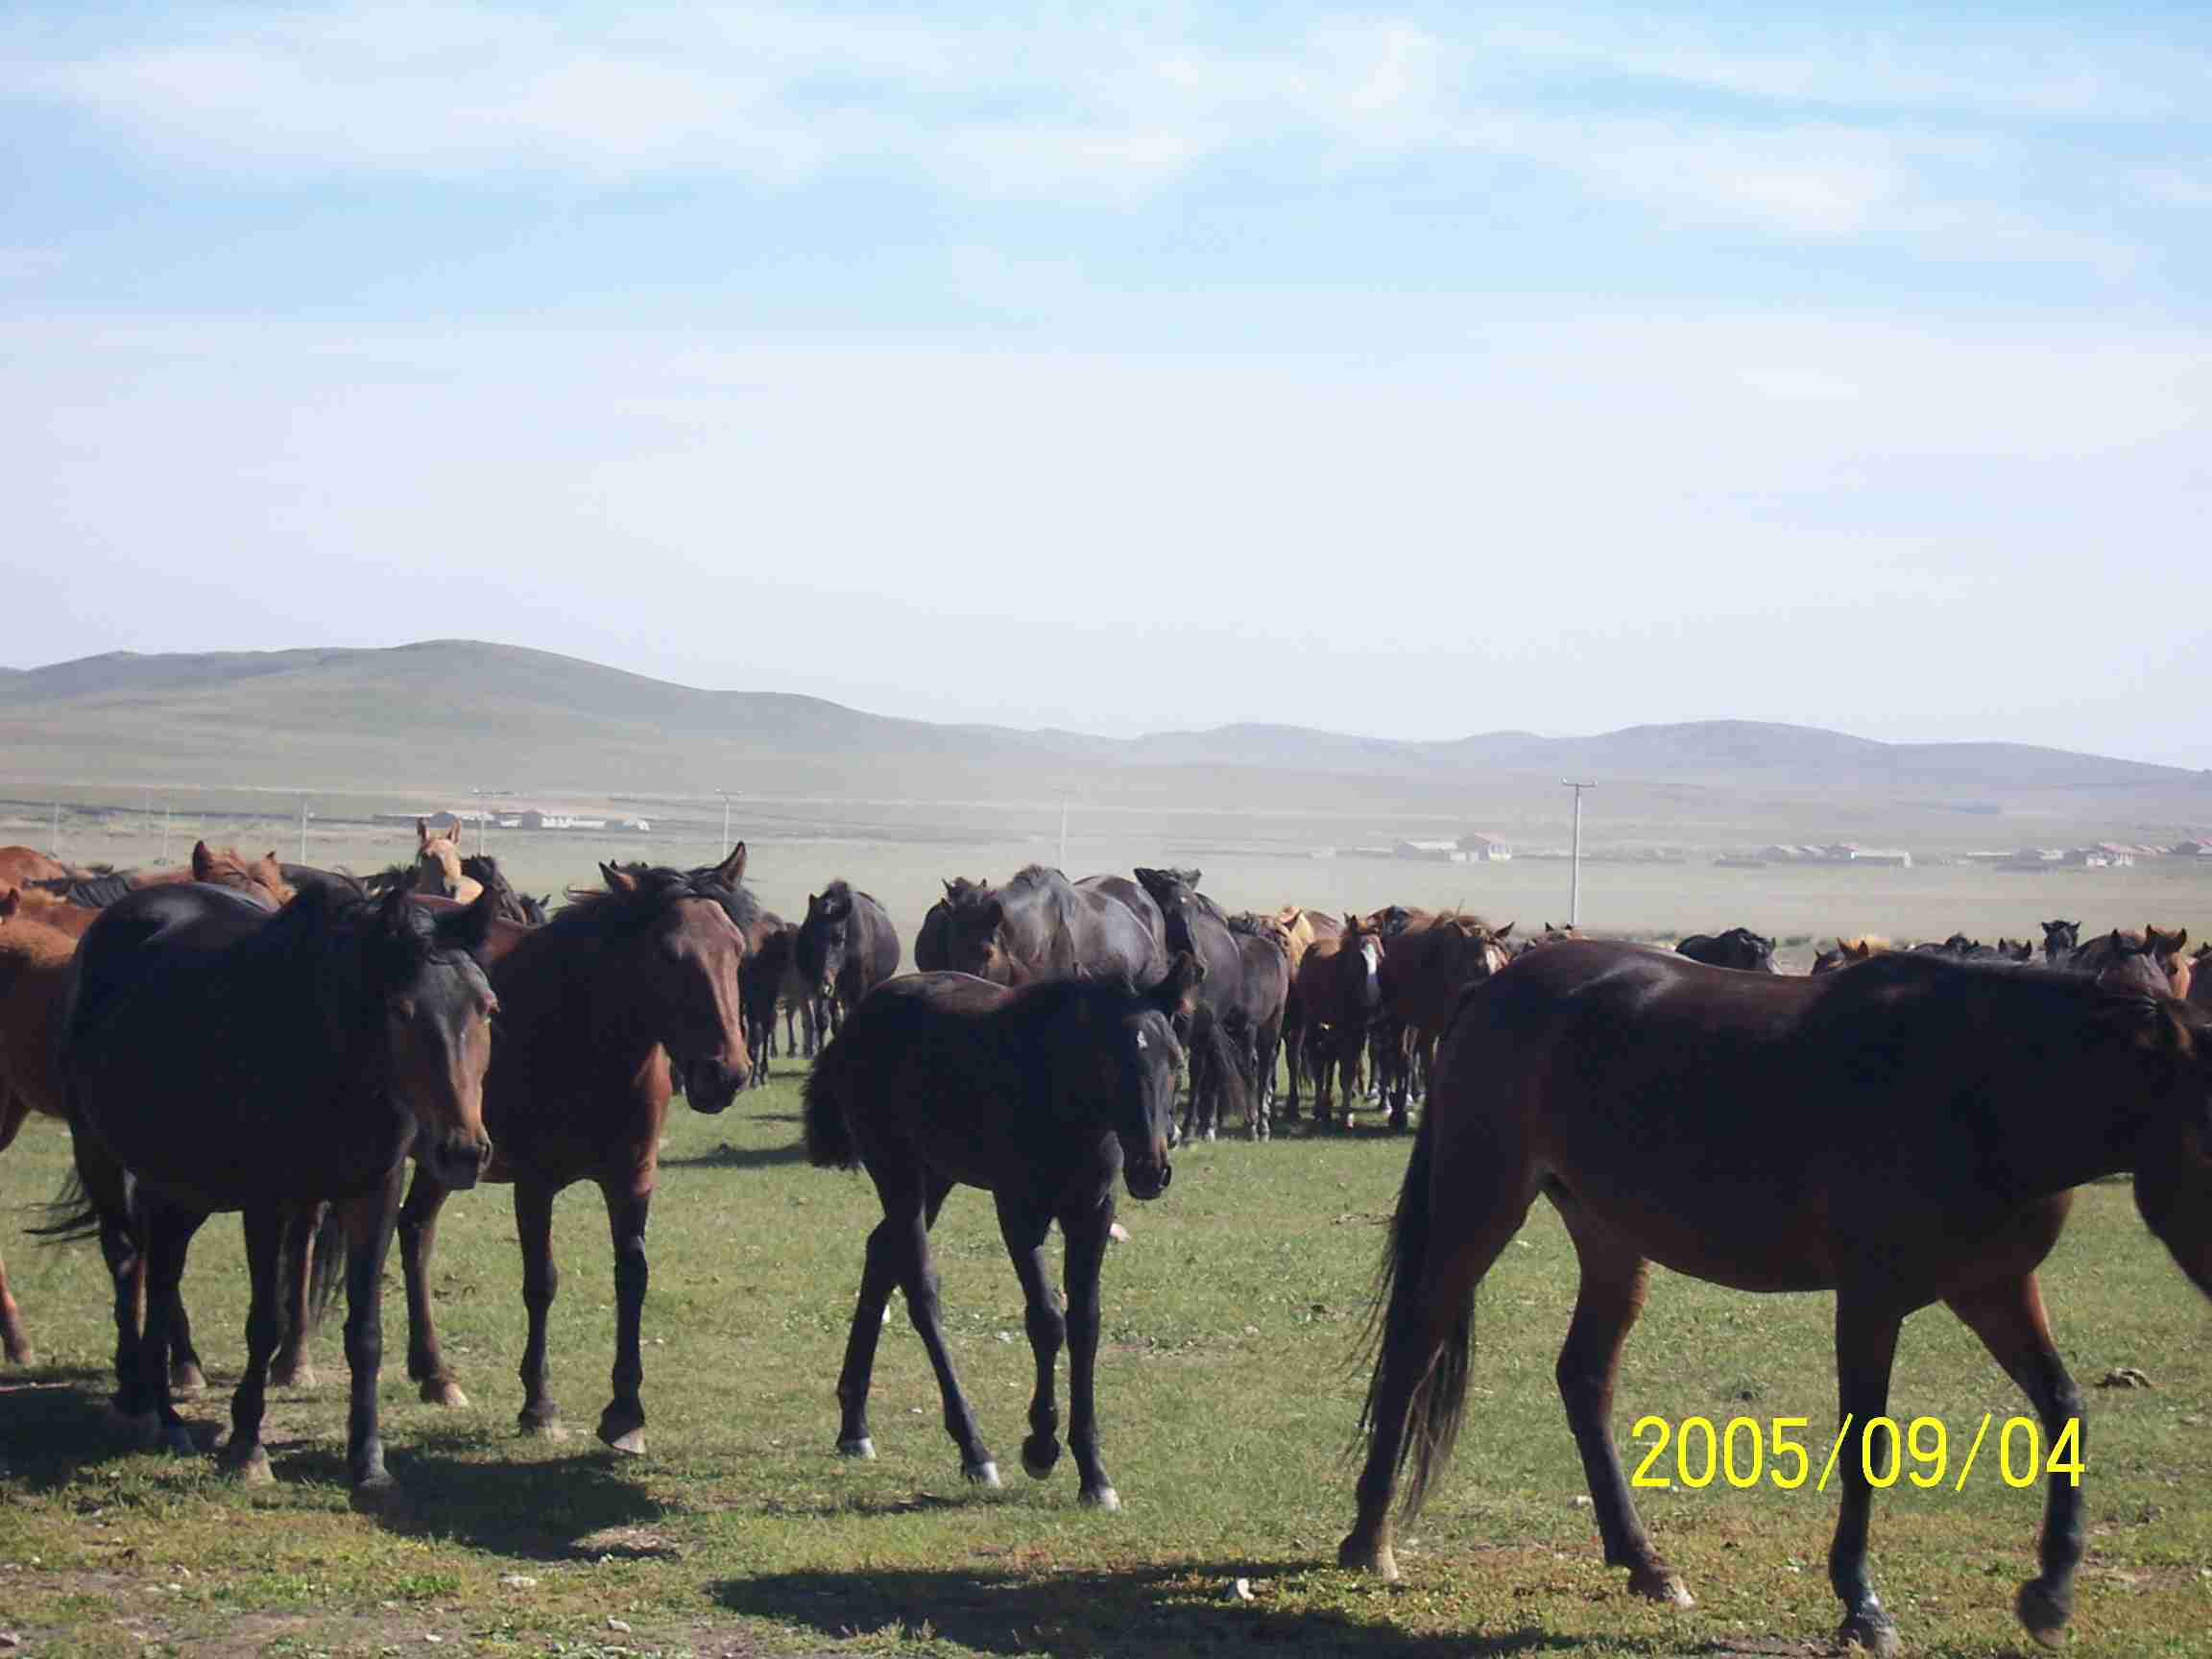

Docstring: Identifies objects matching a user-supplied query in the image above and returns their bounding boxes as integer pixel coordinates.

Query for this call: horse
[1341,940,2212,1656]
[2193,946,2212,1016]
[0,847,75,886]
[395,848,755,1455]
[1810,935,1887,974]
[459,854,547,926]
[1223,915,1292,1140]
[937,866,1166,987]
[411,818,484,904]
[55,881,497,1510]
[0,891,86,1364]
[1375,914,1514,1126]
[914,892,955,972]
[1673,926,1777,972]
[1274,908,1342,1115]
[2041,919,2081,965]
[33,843,294,911]
[1291,915,1384,1129]
[803,953,1204,1506]
[795,881,902,1045]
[1134,869,1247,1142]
[738,911,799,1084]
[2072,926,2192,999]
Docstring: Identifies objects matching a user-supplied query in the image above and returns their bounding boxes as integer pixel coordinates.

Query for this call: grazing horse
[1673,926,1777,972]
[396,849,755,1455]
[804,954,1203,1506]
[1292,916,1384,1129]
[1376,914,1515,1126]
[59,882,496,1510]
[35,843,294,911]
[412,819,484,905]
[795,881,902,1043]
[2041,919,2081,965]
[1223,915,1292,1139]
[1134,869,1248,1142]
[938,866,1166,987]
[1342,941,2212,1656]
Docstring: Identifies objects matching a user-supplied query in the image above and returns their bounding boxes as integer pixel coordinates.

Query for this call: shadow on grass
[713,1563,1601,1657]
[663,1139,811,1171]
[0,1367,162,1492]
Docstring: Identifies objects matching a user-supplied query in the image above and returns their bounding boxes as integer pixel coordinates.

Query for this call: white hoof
[837,1436,877,1459]
[1081,1486,1121,1511]
[964,1459,1001,1488]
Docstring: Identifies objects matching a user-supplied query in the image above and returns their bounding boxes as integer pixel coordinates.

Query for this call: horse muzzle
[427,1131,493,1192]
[685,1055,748,1115]
[1123,1141,1173,1201]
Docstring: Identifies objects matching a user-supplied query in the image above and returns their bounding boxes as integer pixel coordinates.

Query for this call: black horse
[1674,926,1778,972]
[938,866,1166,987]
[804,955,1204,1508]
[461,854,549,926]
[2041,919,2081,965]
[794,880,901,1041]
[57,882,497,1510]
[1134,868,1248,1141]
[1224,915,1292,1140]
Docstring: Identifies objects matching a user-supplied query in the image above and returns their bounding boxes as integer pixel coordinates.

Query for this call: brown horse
[1291,916,1384,1129]
[33,843,293,911]
[0,847,75,887]
[1343,941,2212,1655]
[1375,914,1514,1126]
[0,890,80,1363]
[1810,935,1887,974]
[395,847,755,1455]
[1274,908,1342,1113]
[2072,925,2192,999]
[412,819,484,905]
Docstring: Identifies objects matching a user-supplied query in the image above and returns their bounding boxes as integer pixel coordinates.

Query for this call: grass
[2,1067,2209,1658]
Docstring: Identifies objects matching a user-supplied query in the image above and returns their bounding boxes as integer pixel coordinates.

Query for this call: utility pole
[300,798,311,864]
[1562,781,1595,928]
[719,790,732,854]
[161,803,171,863]
[1058,794,1069,868]
[50,802,60,857]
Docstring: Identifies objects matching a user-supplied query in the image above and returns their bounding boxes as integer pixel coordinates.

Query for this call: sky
[5,3,2211,762]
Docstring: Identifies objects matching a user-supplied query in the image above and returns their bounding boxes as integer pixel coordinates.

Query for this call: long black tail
[31,1166,104,1244]
[803,1030,861,1170]
[1352,1100,1476,1520]
[1195,1017,1253,1128]
[304,1202,347,1330]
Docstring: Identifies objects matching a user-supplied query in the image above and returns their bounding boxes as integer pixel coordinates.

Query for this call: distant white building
[1394,839,1466,863]
[1457,831,1513,861]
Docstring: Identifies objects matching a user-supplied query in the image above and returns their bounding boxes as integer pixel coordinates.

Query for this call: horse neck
[496,920,663,1076]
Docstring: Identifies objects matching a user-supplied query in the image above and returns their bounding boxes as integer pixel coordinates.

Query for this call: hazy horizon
[9,5,2209,763]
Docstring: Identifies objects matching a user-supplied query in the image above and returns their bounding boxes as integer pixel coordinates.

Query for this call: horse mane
[1008,864,1067,892]
[29,871,136,908]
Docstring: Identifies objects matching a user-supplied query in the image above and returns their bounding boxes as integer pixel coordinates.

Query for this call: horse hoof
[517,1411,566,1441]
[964,1459,1001,1488]
[1839,1609,1902,1658]
[272,1362,316,1390]
[836,1436,877,1460]
[161,1420,197,1456]
[1627,1566,1694,1607]
[597,1419,647,1457]
[219,1442,274,1485]
[1337,1533,1399,1581]
[2017,1580,2071,1647]
[169,1362,206,1398]
[349,1477,411,1524]
[1080,1485,1121,1511]
[1021,1437,1060,1479]
[420,1378,469,1407]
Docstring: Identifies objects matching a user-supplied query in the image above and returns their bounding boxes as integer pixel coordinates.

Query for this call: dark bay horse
[1673,926,1777,972]
[1276,907,1342,1115]
[2041,919,2080,965]
[1224,915,1291,1140]
[396,849,755,1455]
[460,854,548,926]
[1134,869,1246,1141]
[1294,916,1385,1129]
[939,866,1166,987]
[738,910,798,1084]
[1375,914,1514,1126]
[795,880,901,1042]
[59,882,497,1510]
[1343,941,2212,1655]
[804,955,1204,1506]
[2072,926,2192,999]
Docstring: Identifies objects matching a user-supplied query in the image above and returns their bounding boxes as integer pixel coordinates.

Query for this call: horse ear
[714,842,748,885]
[434,883,499,956]
[601,862,638,895]
[1496,921,1515,939]
[191,842,215,880]
[417,818,430,847]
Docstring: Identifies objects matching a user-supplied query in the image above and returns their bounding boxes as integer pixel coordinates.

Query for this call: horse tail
[1196,1015,1252,1127]
[305,1202,348,1330]
[1352,1099,1474,1520]
[803,1030,861,1170]
[32,1166,103,1244]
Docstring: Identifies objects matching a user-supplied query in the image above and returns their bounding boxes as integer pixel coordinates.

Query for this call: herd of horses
[1,830,2207,1657]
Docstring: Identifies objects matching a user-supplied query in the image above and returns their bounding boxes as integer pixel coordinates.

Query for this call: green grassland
[2,1061,2208,1658]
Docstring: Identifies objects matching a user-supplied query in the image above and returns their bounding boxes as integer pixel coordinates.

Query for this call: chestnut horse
[395,848,755,1455]
[34,843,294,911]
[0,891,82,1363]
[1275,907,1342,1115]
[1344,942,2212,1656]
[1292,916,1384,1129]
[0,847,75,887]
[411,819,484,905]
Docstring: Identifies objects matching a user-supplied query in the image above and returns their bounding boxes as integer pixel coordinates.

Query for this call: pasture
[3,1062,2207,1657]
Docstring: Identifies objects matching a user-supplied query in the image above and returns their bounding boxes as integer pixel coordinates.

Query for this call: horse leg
[996,1193,1065,1482]
[833,1217,902,1458]
[272,1202,325,1388]
[0,1245,26,1365]
[339,1165,407,1513]
[595,1177,653,1455]
[1947,1275,2086,1647]
[163,1282,206,1397]
[397,1169,466,1405]
[1827,1296,1906,1657]
[895,1170,997,1484]
[216,1205,282,1483]
[1385,1023,1410,1132]
[1340,1121,1537,1579]
[1059,1194,1121,1508]
[1551,1204,1690,1604]
[136,1192,204,1456]
[515,1177,564,1437]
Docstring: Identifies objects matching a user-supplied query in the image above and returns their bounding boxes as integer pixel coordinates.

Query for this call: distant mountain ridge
[0,641,2203,838]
